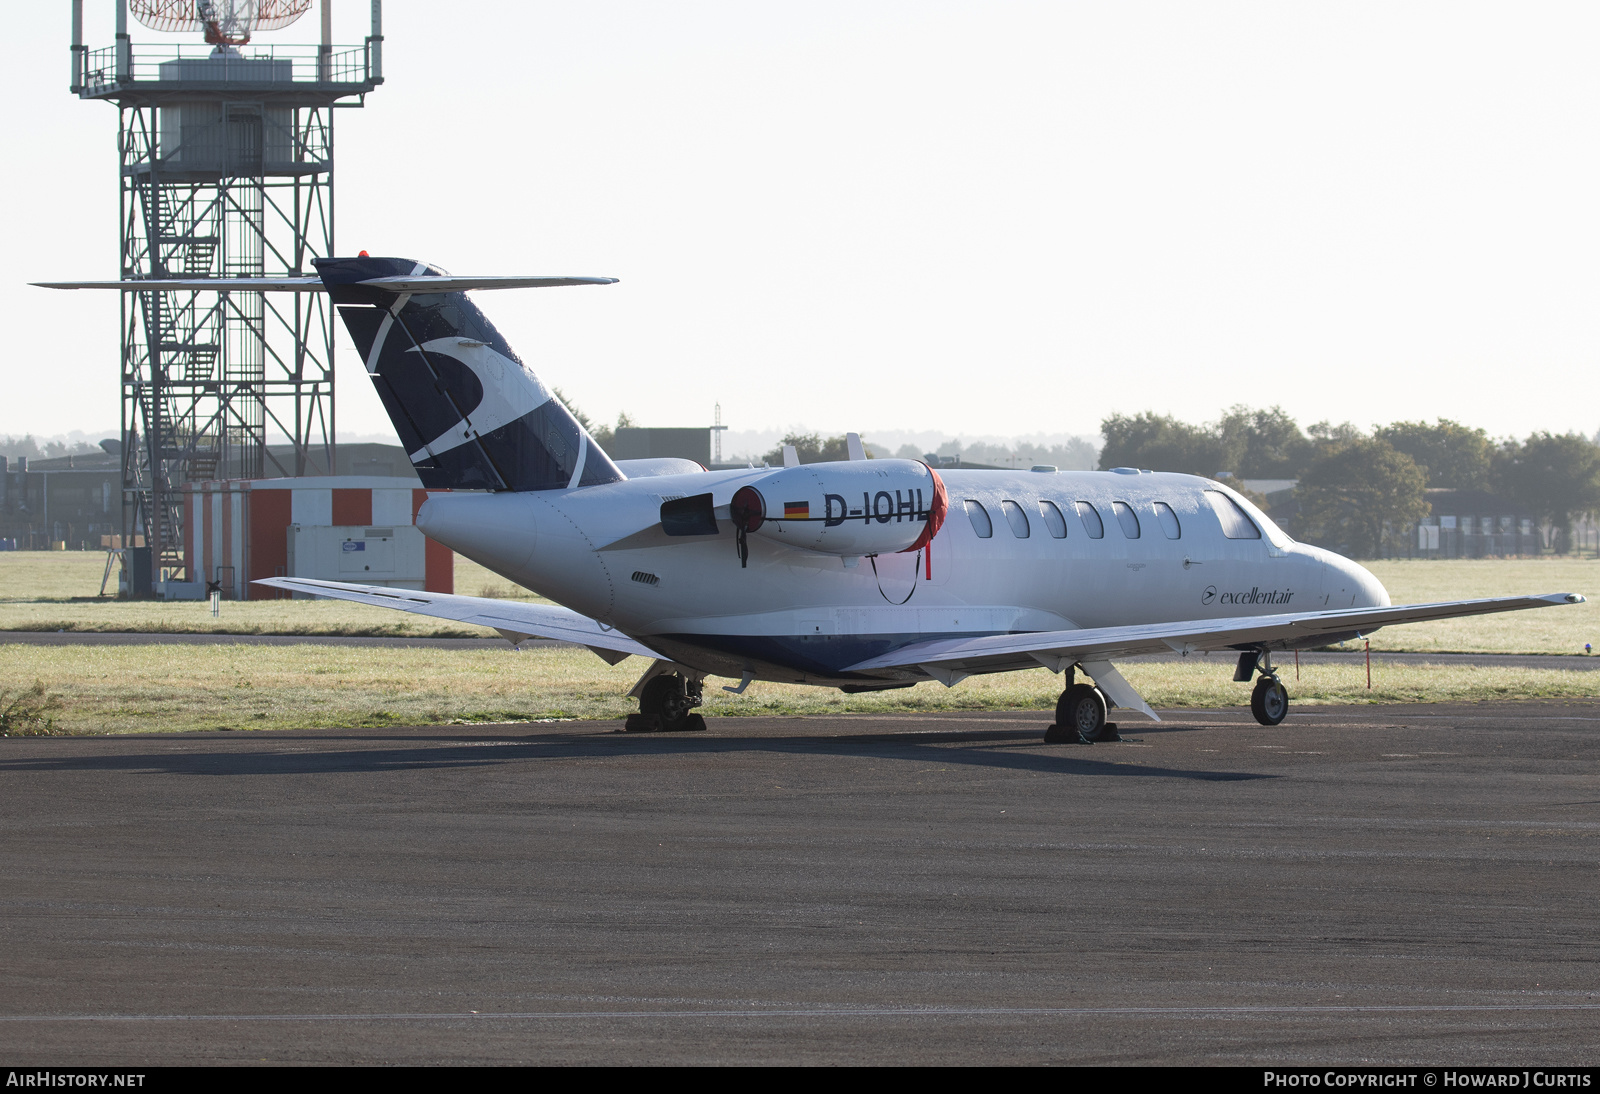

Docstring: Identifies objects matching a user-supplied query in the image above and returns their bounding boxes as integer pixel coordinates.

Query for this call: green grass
[1359,559,1596,655]
[7,642,1597,736]
[3,552,1591,653]
[2,552,1596,734]
[0,551,546,636]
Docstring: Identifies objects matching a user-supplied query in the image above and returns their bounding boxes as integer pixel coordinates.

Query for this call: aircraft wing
[250,577,659,664]
[842,592,1586,677]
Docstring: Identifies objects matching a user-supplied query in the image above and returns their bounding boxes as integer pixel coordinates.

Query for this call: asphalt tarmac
[2,701,1598,1065]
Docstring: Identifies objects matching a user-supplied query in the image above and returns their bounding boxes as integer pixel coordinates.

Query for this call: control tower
[71,0,384,589]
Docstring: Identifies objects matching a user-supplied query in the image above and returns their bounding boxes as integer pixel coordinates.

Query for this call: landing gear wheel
[638,674,696,732]
[1055,683,1108,743]
[1250,675,1289,726]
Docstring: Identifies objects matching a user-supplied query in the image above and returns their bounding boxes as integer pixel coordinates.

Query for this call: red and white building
[175,476,453,600]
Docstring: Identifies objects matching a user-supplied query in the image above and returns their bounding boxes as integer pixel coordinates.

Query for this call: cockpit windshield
[1205,486,1294,555]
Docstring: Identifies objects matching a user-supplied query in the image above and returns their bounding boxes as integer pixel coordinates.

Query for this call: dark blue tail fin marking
[317,256,623,492]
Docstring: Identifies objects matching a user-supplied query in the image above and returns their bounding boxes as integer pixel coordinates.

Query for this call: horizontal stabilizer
[251,577,658,663]
[359,275,618,291]
[844,592,1586,677]
[33,275,617,293]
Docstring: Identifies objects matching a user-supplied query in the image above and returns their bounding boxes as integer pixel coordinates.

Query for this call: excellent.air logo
[1203,585,1293,607]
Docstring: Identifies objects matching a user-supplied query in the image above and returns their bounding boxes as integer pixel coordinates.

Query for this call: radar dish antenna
[130,0,313,47]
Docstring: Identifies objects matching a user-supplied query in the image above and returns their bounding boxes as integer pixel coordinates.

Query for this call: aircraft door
[1163,493,1233,617]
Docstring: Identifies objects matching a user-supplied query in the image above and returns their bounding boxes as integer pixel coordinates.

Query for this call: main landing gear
[625,673,707,733]
[1043,669,1121,744]
[1238,650,1290,726]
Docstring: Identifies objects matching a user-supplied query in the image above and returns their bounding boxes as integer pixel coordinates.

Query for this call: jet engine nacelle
[730,459,948,557]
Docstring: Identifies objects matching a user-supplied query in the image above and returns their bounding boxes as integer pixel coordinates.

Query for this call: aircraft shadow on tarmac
[0,724,1272,783]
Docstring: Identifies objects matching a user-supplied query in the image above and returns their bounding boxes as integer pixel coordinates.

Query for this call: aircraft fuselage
[417,466,1389,686]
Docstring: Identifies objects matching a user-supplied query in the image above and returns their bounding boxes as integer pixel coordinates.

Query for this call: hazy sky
[4,2,1597,445]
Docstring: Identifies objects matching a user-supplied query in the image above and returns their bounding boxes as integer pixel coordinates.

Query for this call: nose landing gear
[1239,650,1290,726]
[1250,674,1289,725]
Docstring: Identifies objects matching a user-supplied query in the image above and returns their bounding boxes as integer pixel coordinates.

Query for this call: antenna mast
[711,403,728,465]
[71,0,384,595]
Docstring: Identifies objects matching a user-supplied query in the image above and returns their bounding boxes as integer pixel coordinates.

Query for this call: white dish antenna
[131,0,312,46]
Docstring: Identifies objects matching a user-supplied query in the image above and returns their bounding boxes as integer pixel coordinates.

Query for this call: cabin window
[1204,490,1261,539]
[965,499,993,538]
[1038,500,1068,539]
[1075,501,1104,539]
[1112,501,1140,539]
[1001,500,1030,538]
[1154,501,1181,539]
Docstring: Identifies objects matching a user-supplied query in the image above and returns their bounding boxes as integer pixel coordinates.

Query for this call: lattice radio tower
[70,0,384,587]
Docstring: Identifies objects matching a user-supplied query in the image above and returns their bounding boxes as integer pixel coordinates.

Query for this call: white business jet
[39,258,1585,740]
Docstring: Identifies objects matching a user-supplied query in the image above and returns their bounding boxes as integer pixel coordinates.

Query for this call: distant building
[0,441,462,603]
[606,428,709,465]
[1239,478,1298,505]
[0,449,121,551]
[179,476,451,602]
[0,443,424,554]
[1413,489,1541,558]
[922,453,1003,470]
[266,442,422,481]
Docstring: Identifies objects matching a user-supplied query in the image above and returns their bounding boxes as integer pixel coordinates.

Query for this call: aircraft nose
[1327,553,1390,608]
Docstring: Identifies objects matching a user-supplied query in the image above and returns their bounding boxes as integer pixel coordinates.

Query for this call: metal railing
[79,41,376,96]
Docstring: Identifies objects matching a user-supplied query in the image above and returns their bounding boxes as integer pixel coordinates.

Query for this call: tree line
[0,435,108,462]
[549,392,1600,558]
[757,434,1099,469]
[1099,407,1600,557]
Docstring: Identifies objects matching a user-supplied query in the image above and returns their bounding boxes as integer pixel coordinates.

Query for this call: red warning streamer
[901,466,948,579]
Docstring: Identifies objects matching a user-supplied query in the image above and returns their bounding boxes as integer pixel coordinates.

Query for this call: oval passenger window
[1038,500,1068,539]
[1001,500,1030,538]
[1075,501,1104,539]
[1154,501,1181,539]
[965,499,993,538]
[1112,501,1140,539]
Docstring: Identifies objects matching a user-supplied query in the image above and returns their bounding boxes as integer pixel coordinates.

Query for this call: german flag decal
[783,501,810,520]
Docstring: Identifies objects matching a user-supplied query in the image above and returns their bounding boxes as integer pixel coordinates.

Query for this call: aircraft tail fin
[316,256,623,492]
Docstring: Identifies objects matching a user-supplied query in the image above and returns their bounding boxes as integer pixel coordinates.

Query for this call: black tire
[1250,675,1289,726]
[1055,684,1107,743]
[640,674,693,732]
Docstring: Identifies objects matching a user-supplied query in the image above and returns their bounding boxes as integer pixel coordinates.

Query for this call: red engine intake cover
[730,485,764,533]
[900,467,947,553]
